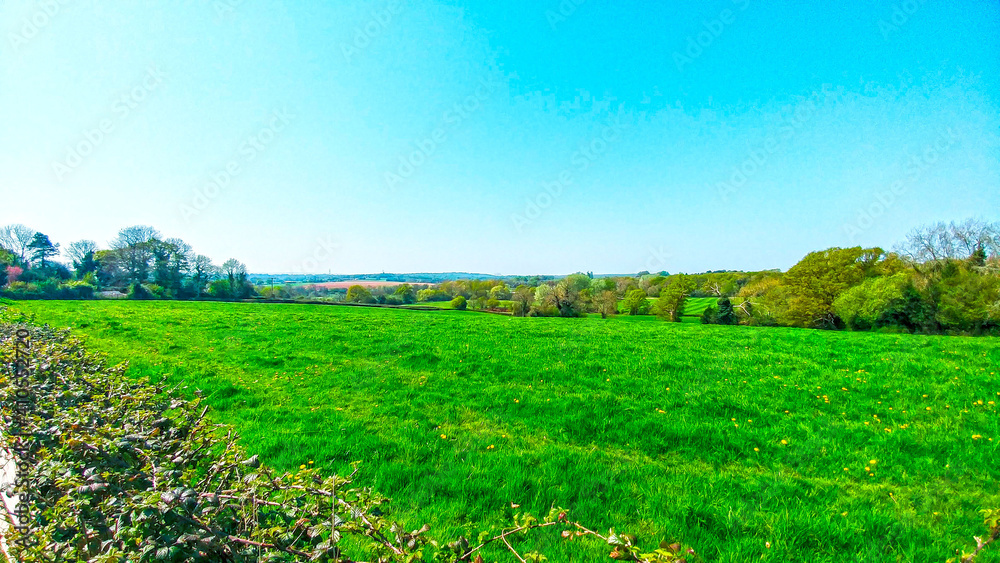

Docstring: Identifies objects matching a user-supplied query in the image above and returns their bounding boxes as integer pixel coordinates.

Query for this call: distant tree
[27,232,60,269]
[653,284,688,322]
[127,282,153,300]
[394,283,416,304]
[486,297,501,310]
[511,285,534,317]
[73,251,99,281]
[489,282,511,301]
[700,306,717,324]
[5,265,23,285]
[833,272,914,331]
[111,225,160,285]
[533,284,552,307]
[622,289,648,315]
[151,238,192,296]
[346,285,373,303]
[0,224,36,263]
[207,279,232,299]
[782,247,884,328]
[595,290,618,319]
[715,297,737,325]
[218,258,252,298]
[450,295,467,310]
[548,278,586,317]
[896,218,999,263]
[66,240,98,271]
[93,249,126,288]
[190,255,216,297]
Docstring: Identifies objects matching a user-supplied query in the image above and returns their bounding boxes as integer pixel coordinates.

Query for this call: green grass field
[683,297,720,317]
[11,300,1000,562]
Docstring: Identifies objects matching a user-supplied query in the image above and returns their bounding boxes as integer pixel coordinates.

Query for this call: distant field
[13,300,1000,562]
[683,297,720,317]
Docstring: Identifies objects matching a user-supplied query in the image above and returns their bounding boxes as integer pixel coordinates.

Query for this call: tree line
[398,218,1000,335]
[0,224,254,300]
[2,218,998,334]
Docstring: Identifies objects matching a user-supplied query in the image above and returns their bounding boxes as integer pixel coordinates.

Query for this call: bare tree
[66,240,98,267]
[110,225,160,284]
[897,218,999,263]
[950,218,999,258]
[0,224,37,262]
[191,255,217,297]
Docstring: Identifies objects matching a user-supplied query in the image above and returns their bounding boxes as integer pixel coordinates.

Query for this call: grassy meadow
[10,300,1000,562]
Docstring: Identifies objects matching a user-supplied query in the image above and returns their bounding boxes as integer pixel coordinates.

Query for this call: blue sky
[1,0,997,275]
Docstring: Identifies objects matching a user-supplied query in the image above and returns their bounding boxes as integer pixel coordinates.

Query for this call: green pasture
[10,300,1000,562]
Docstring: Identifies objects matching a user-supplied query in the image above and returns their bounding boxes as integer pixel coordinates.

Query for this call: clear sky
[1,0,998,275]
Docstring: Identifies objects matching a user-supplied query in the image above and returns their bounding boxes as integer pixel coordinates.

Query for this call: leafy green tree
[934,265,1000,333]
[346,284,373,303]
[653,285,687,322]
[700,306,717,324]
[394,283,416,304]
[450,295,467,310]
[715,297,737,325]
[622,289,648,315]
[28,232,60,269]
[782,247,884,328]
[832,272,913,330]
[595,290,618,319]
[548,278,586,317]
[75,251,99,279]
[489,282,511,300]
[512,285,534,317]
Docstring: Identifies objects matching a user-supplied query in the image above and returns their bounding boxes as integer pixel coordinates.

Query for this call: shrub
[451,295,467,310]
[700,306,717,324]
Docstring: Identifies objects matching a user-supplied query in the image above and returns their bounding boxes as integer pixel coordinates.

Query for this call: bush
[700,306,717,324]
[451,295,467,310]
[127,282,153,300]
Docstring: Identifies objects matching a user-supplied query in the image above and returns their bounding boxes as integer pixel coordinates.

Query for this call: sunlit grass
[13,300,1000,562]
